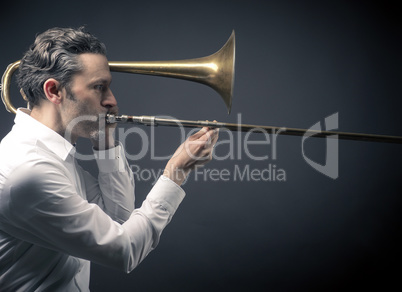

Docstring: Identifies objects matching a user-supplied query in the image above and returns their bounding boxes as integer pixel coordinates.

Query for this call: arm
[83,142,135,223]
[1,160,184,272]
[86,124,218,220]
[0,126,217,272]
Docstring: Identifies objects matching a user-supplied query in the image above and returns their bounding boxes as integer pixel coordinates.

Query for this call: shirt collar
[14,108,76,161]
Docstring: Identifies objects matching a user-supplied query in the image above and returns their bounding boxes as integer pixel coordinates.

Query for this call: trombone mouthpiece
[106,114,116,124]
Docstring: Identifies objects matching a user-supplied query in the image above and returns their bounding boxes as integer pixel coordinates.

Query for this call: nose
[101,90,117,108]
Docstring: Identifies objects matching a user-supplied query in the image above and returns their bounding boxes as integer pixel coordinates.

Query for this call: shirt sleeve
[0,158,185,273]
[85,142,135,223]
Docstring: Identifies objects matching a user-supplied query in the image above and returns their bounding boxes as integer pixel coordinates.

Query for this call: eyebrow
[89,77,112,85]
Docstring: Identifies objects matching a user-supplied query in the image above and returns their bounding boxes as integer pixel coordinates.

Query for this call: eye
[94,84,106,92]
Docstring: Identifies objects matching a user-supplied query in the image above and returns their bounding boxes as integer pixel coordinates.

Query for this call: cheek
[76,96,101,112]
[85,95,103,110]
[73,88,100,104]
[81,103,99,116]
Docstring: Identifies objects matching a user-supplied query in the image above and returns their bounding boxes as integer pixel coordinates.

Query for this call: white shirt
[0,109,185,291]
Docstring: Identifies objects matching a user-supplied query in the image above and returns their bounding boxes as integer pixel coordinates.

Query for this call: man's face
[61,53,118,141]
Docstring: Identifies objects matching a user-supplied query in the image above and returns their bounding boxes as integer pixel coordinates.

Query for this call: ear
[43,79,62,105]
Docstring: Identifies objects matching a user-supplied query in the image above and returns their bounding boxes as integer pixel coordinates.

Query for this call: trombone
[1,31,402,144]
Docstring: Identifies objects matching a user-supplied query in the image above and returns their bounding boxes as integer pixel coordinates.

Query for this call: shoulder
[0,130,70,178]
[0,157,78,226]
[6,156,71,194]
[0,141,73,208]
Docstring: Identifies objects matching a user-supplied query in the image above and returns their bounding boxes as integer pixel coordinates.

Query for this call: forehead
[75,53,111,81]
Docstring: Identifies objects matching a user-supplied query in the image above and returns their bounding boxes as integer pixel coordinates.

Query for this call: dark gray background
[1,1,401,291]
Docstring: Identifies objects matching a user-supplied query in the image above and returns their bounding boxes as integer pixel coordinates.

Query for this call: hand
[163,125,219,186]
[91,110,118,150]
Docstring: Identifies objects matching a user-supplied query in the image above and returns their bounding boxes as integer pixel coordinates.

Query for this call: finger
[210,128,219,144]
[189,126,210,140]
[203,128,219,147]
[190,120,218,141]
[198,129,215,148]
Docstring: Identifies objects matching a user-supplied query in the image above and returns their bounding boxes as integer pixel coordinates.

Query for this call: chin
[89,129,106,141]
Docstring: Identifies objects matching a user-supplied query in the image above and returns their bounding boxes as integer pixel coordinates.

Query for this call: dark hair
[16,27,107,106]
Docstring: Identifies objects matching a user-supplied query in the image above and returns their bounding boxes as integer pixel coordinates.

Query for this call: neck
[30,103,77,144]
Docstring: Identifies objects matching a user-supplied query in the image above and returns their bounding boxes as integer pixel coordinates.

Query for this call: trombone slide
[106,114,402,144]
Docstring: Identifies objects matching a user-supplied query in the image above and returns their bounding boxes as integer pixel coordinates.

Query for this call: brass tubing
[106,114,402,144]
[1,31,235,114]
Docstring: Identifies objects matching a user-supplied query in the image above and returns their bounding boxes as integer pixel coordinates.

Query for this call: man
[0,27,218,291]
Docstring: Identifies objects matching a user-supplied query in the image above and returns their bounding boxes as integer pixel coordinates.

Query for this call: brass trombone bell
[1,31,235,114]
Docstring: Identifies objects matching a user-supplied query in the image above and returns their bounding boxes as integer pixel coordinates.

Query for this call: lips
[107,106,119,116]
